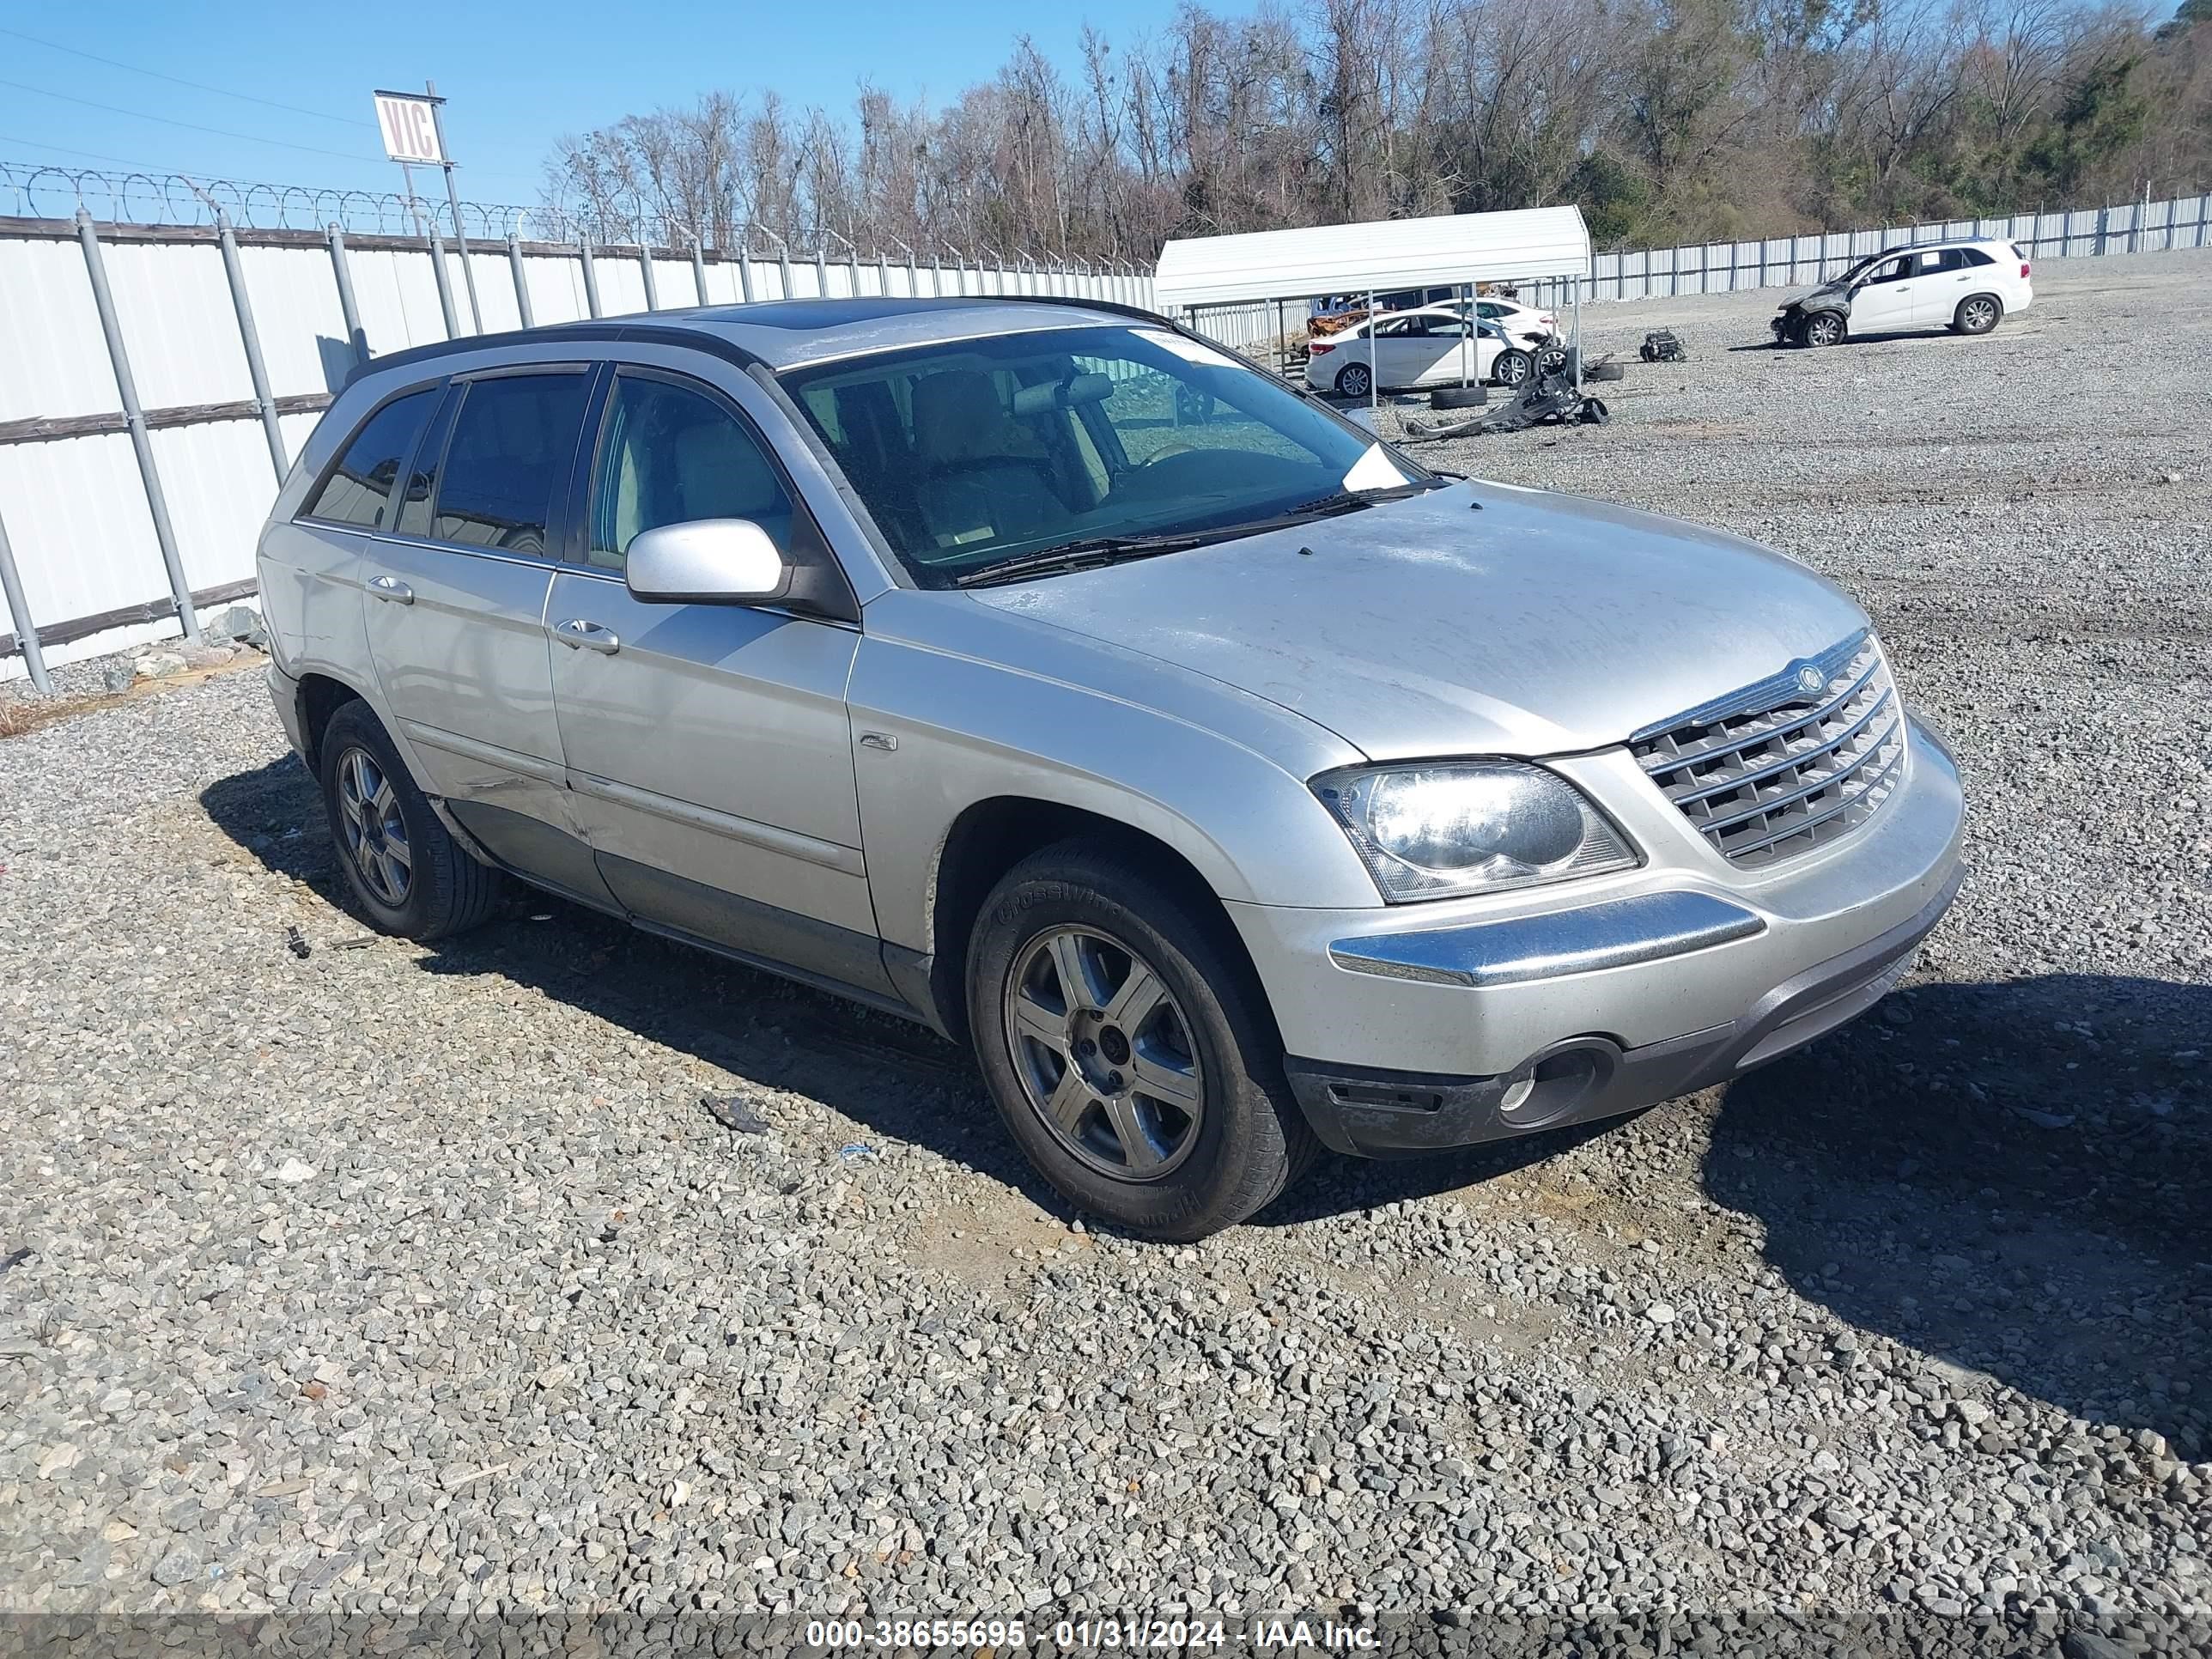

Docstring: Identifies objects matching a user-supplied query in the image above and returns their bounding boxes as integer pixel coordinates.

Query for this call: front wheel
[1334,362,1373,399]
[967,842,1316,1241]
[1954,295,2002,335]
[1800,312,1846,348]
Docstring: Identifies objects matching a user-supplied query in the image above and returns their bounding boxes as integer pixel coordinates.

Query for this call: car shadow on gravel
[199,758,1090,1218]
[1703,973,2210,1453]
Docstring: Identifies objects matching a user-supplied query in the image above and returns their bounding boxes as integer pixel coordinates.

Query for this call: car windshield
[779,324,1408,587]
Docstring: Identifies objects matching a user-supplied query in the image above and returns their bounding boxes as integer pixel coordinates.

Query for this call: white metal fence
[0,204,1155,685]
[1176,191,2212,352]
[4,185,2208,687]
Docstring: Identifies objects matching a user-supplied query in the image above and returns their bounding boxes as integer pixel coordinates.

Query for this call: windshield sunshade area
[779,324,1411,586]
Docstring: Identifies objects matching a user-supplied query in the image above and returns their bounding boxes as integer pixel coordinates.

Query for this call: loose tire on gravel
[1954,295,2002,335]
[1430,386,1489,410]
[1585,360,1626,382]
[318,699,502,941]
[967,840,1318,1241]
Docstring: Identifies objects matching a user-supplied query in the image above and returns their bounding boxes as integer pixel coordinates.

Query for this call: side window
[1873,256,1912,283]
[1915,249,1948,274]
[586,374,796,571]
[393,385,460,539]
[1956,246,1994,268]
[301,389,436,530]
[428,373,591,555]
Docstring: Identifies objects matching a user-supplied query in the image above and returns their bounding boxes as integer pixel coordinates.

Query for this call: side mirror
[625,519,790,605]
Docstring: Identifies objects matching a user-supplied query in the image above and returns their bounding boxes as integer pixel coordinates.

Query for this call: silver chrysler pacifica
[258,295,1965,1240]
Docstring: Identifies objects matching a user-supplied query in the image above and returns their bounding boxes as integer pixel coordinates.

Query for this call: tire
[1800,311,1846,348]
[1491,348,1534,388]
[967,840,1319,1241]
[1954,294,2002,335]
[318,699,502,941]
[1334,362,1373,399]
[1586,360,1626,382]
[1429,385,1489,410]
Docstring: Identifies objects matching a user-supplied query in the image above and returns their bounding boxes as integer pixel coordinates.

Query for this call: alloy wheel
[336,745,412,907]
[1496,352,1530,386]
[1338,364,1371,398]
[1805,313,1844,347]
[1962,297,1997,332]
[1002,927,1206,1182]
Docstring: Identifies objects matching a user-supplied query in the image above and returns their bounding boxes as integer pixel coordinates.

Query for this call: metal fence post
[638,243,660,312]
[427,222,459,337]
[778,246,794,301]
[0,505,52,696]
[847,244,863,299]
[815,238,832,298]
[578,240,603,318]
[691,238,710,306]
[76,210,201,644]
[326,224,368,368]
[507,231,534,329]
[216,210,289,482]
[736,236,756,303]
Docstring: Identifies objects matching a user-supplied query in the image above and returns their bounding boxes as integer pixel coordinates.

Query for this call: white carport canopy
[1152,205,1592,311]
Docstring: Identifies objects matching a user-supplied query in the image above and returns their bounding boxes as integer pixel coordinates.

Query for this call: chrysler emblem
[1795,664,1826,694]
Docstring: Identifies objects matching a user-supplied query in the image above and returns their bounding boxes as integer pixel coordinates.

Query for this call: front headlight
[1312,762,1638,902]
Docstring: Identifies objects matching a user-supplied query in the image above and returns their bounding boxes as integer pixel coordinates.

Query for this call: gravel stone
[0,251,2205,1644]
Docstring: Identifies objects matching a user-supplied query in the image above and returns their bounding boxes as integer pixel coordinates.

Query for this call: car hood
[968,481,1869,762]
[1780,282,1848,310]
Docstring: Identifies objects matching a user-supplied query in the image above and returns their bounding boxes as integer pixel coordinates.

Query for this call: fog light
[1499,1077,1535,1112]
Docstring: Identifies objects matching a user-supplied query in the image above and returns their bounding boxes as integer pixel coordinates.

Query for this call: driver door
[544,362,887,995]
[1849,254,1918,333]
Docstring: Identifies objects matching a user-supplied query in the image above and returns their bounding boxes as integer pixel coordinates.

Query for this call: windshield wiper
[1285,476,1453,517]
[951,532,1212,588]
[953,477,1455,588]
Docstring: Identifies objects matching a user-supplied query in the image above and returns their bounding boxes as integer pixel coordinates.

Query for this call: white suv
[1773,239,2032,347]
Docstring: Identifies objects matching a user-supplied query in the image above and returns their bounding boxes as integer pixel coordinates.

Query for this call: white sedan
[1467,295,1559,348]
[1304,306,1534,399]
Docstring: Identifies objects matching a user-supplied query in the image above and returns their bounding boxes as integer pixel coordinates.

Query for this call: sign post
[373,85,483,335]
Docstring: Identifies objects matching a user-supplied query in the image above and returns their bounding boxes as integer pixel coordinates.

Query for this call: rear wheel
[1492,348,1534,387]
[1801,312,1846,348]
[967,841,1316,1241]
[1954,295,2002,335]
[319,700,502,940]
[1334,362,1373,399]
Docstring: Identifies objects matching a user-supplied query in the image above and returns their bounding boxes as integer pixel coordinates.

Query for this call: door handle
[367,575,414,605]
[553,618,620,654]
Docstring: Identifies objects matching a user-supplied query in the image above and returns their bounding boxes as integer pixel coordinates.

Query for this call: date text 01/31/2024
[804,1618,1380,1650]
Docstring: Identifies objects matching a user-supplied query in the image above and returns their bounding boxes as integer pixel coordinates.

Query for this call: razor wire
[0,160,1133,272]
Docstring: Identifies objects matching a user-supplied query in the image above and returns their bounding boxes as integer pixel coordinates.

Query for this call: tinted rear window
[302,390,437,529]
[428,374,591,555]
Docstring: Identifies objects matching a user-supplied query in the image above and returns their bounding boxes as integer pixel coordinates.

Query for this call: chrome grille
[1631,632,1907,869]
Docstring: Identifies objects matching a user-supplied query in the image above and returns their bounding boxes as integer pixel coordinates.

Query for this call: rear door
[1371,316,1459,387]
[544,362,885,996]
[1904,248,1961,325]
[360,364,611,900]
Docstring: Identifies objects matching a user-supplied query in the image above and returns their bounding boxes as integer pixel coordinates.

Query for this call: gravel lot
[1,251,2208,1653]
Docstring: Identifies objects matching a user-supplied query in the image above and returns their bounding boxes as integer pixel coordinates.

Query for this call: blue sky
[0,1,1204,205]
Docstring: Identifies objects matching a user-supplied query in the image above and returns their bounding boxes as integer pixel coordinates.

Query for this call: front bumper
[1230,717,1966,1157]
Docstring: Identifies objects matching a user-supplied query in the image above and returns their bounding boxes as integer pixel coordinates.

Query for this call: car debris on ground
[1403,369,1611,439]
[1641,329,1692,362]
